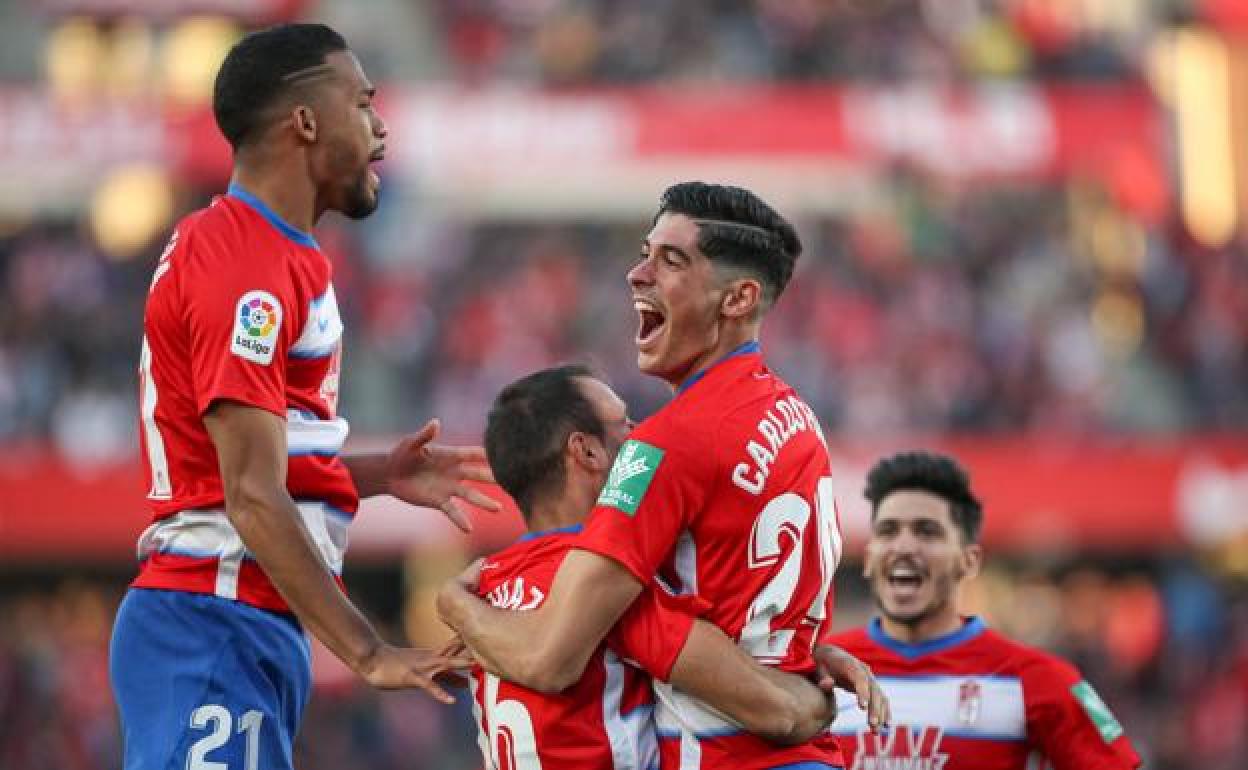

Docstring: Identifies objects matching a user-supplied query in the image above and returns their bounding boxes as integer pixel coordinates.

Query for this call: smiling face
[864,489,981,635]
[309,50,387,219]
[628,212,742,387]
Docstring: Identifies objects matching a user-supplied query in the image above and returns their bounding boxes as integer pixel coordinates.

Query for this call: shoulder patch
[230,290,283,365]
[597,439,664,515]
[1070,680,1124,743]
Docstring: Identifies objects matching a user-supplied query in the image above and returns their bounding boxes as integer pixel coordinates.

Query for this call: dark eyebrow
[644,240,691,263]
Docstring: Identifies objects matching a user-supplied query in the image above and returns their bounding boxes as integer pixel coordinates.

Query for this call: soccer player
[463,364,839,768]
[109,24,493,770]
[440,182,886,769]
[824,451,1142,770]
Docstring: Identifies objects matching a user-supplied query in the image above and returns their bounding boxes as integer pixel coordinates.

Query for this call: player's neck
[669,325,760,392]
[526,490,593,535]
[878,609,966,645]
[230,157,319,234]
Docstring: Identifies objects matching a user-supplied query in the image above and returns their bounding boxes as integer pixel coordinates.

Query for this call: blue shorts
[109,588,311,770]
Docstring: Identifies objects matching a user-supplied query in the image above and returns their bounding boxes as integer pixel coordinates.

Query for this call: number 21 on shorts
[186,704,263,770]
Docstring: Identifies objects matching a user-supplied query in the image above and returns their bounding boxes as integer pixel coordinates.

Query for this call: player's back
[471,527,658,770]
[580,346,844,769]
[826,619,1141,770]
[133,186,356,612]
[664,351,840,661]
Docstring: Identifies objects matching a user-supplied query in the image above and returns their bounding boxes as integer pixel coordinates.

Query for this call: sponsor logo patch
[230,290,282,365]
[853,725,949,770]
[1071,680,1124,743]
[597,440,664,515]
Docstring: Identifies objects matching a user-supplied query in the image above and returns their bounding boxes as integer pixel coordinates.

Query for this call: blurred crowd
[427,0,1153,85]
[2,560,1243,770]
[1,0,1243,455]
[2,166,1245,460]
[2,2,1246,769]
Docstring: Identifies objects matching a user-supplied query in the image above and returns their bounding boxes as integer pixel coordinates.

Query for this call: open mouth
[886,564,925,596]
[366,149,385,189]
[635,301,666,347]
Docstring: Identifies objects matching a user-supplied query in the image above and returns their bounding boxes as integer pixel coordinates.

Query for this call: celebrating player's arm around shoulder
[110,24,492,770]
[440,182,878,770]
[443,365,859,770]
[822,452,1141,770]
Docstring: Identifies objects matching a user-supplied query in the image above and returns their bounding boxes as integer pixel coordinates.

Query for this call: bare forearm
[227,485,380,672]
[756,666,835,744]
[438,581,578,691]
[438,550,643,693]
[668,622,832,745]
[342,452,389,498]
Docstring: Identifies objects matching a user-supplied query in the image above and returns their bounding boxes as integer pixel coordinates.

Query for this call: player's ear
[720,277,761,321]
[957,542,983,582]
[568,432,607,473]
[862,540,878,579]
[292,105,318,143]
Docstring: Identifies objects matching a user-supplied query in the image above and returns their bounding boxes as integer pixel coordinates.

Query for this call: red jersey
[825,618,1141,770]
[131,184,358,612]
[577,345,845,770]
[471,525,696,770]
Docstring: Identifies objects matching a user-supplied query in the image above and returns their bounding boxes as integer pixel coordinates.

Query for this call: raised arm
[342,418,500,532]
[205,401,469,700]
[437,548,643,692]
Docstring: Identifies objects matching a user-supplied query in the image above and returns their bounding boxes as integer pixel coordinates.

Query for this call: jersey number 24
[740,477,841,664]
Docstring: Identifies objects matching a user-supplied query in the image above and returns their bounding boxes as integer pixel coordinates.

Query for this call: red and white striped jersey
[470,525,695,770]
[130,184,358,612]
[577,345,846,770]
[824,618,1141,770]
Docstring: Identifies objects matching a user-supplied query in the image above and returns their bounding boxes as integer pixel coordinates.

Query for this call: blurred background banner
[1,1,1248,769]
[0,83,1167,216]
[4,436,1247,561]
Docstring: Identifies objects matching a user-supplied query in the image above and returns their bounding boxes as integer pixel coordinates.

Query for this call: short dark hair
[864,451,983,544]
[212,23,348,151]
[656,181,802,309]
[484,365,606,518]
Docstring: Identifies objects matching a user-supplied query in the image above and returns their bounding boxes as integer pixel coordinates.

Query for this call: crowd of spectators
[1,559,1243,770]
[1,165,1244,461]
[0,1,1241,454]
[424,0,1155,85]
[1,2,1245,768]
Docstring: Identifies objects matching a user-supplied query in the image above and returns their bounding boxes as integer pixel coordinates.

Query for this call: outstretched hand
[386,419,502,532]
[813,643,890,733]
[358,643,476,703]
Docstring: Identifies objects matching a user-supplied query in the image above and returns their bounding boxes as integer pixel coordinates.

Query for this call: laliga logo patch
[231,290,282,365]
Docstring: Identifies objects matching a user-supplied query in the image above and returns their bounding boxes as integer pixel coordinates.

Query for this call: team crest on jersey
[597,440,664,515]
[1071,681,1124,743]
[853,725,949,770]
[231,290,283,365]
[956,679,982,726]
